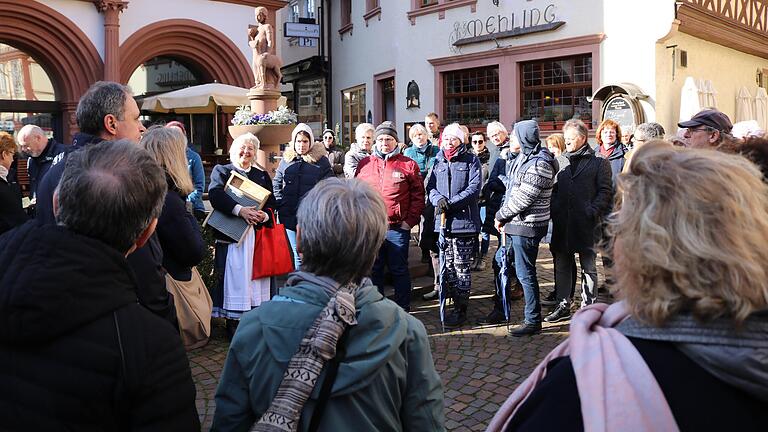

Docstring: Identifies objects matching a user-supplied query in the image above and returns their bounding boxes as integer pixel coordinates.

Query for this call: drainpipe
[324,0,333,134]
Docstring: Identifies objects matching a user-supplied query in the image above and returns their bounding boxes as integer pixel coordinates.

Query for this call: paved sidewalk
[190,244,594,431]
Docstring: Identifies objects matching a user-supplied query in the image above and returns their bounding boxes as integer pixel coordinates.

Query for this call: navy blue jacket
[426,147,481,235]
[272,142,333,231]
[27,138,66,198]
[156,186,205,281]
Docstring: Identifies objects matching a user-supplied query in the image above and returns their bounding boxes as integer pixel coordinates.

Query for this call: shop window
[520,54,592,130]
[341,85,366,147]
[339,0,353,36]
[297,78,325,136]
[443,66,499,126]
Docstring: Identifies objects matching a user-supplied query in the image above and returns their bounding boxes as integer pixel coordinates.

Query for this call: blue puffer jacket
[426,146,481,235]
[273,141,333,230]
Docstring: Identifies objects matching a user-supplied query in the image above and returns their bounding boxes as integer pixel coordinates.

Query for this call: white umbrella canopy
[703,80,718,108]
[735,86,755,122]
[755,87,768,130]
[140,83,250,114]
[679,77,706,122]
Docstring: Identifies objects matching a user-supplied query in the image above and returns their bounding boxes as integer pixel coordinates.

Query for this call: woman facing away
[212,178,444,431]
[140,126,207,347]
[208,132,277,339]
[488,141,768,431]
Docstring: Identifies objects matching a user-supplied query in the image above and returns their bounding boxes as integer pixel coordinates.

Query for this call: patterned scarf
[254,271,365,431]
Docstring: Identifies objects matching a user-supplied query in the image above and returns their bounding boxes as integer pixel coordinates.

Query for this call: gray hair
[634,122,665,141]
[486,121,508,136]
[296,178,387,284]
[232,132,260,149]
[355,122,375,140]
[17,124,45,140]
[56,140,167,252]
[563,119,589,138]
[408,123,428,139]
[76,81,131,136]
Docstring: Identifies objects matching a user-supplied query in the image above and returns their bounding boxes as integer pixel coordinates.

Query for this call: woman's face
[231,141,256,168]
[411,130,428,146]
[547,142,562,157]
[295,133,312,155]
[601,126,617,145]
[444,136,463,151]
[0,150,12,170]
[322,133,334,148]
[357,130,373,152]
[471,135,486,153]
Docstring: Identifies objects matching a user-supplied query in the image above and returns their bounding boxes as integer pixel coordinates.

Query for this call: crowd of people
[0,79,766,430]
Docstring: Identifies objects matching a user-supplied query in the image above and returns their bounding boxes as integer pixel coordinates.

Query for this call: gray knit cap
[374,121,399,142]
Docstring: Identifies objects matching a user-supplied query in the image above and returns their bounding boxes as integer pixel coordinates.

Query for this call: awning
[588,82,648,102]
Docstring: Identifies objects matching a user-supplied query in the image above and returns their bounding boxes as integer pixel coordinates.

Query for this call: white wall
[600,0,675,122]
[330,0,613,139]
[36,0,105,59]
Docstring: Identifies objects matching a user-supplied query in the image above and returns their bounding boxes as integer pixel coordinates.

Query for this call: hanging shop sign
[284,22,320,39]
[601,95,644,132]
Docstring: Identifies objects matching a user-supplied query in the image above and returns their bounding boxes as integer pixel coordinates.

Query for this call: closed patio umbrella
[703,80,718,108]
[679,77,706,122]
[756,87,768,130]
[735,86,754,123]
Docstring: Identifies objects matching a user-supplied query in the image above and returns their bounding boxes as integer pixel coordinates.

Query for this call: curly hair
[609,141,768,326]
[595,119,622,146]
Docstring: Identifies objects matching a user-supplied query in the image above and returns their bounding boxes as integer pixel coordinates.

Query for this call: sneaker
[544,302,572,323]
[540,291,558,306]
[443,309,467,328]
[422,289,439,300]
[508,322,542,337]
[477,309,506,325]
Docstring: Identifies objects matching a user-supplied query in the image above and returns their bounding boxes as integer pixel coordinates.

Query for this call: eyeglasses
[687,127,712,133]
[323,136,334,140]
[472,139,484,144]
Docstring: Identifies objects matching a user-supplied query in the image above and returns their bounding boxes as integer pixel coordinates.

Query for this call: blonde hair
[140,126,194,195]
[0,132,17,156]
[545,133,565,153]
[610,142,768,326]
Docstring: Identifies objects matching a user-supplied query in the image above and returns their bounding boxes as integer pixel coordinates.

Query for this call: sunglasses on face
[472,139,484,144]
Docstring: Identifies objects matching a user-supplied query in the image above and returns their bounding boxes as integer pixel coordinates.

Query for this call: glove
[436,197,450,214]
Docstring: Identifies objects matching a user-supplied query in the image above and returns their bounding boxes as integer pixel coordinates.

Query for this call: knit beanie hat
[291,123,315,149]
[441,123,464,144]
[374,121,399,142]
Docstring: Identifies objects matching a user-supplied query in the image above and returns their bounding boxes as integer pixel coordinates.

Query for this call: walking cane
[439,212,448,333]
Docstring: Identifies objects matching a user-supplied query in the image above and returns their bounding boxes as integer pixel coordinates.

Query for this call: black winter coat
[0,177,27,235]
[156,186,205,281]
[33,132,177,327]
[0,222,199,431]
[27,137,66,197]
[505,337,767,431]
[550,145,613,253]
[272,142,333,231]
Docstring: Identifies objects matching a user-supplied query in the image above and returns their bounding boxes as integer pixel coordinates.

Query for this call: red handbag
[252,209,295,279]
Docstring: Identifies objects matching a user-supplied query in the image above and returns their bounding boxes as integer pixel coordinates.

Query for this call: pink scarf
[486,302,678,432]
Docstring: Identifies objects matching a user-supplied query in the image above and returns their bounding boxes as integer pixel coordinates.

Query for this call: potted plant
[228,105,298,143]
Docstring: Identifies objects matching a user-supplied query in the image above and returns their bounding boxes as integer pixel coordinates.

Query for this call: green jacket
[212,281,445,431]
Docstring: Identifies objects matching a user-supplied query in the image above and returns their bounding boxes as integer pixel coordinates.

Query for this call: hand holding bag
[252,209,294,279]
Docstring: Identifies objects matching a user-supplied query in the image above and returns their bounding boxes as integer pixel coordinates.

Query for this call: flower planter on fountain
[229,106,297,176]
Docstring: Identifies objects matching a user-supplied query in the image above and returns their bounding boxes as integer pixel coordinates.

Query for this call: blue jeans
[286,229,302,270]
[510,233,543,324]
[371,228,412,310]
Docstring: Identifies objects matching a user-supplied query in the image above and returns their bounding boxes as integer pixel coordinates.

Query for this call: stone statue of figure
[249,6,283,91]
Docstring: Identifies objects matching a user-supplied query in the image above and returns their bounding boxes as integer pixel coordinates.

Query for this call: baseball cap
[678,109,733,134]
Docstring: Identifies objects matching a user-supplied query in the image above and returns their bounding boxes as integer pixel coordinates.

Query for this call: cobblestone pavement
[189,244,599,431]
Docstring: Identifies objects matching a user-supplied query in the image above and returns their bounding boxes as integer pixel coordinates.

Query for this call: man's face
[564,128,587,152]
[357,130,373,152]
[621,130,632,145]
[18,132,47,157]
[509,135,521,153]
[683,126,718,149]
[488,128,508,146]
[376,134,398,153]
[113,96,146,143]
[425,116,439,134]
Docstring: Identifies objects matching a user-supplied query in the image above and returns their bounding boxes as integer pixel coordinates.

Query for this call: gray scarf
[254,271,367,431]
[617,312,768,402]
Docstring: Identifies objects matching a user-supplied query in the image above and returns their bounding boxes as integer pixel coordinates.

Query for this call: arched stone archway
[120,19,252,89]
[0,0,103,140]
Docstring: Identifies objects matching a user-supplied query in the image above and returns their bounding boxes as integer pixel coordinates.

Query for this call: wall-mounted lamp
[406,80,420,109]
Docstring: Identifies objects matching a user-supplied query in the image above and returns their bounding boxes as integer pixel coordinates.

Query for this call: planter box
[228,124,294,144]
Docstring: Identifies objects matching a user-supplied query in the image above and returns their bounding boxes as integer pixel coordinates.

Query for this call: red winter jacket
[355,153,425,229]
